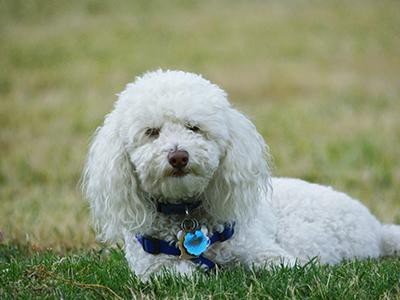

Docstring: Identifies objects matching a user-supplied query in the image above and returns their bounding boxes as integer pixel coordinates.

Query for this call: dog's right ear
[204,107,272,224]
[82,111,149,242]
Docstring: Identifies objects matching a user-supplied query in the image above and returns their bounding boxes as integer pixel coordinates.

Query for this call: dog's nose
[168,150,189,169]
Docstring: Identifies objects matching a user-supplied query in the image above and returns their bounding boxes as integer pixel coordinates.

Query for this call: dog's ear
[204,107,271,223]
[82,111,149,242]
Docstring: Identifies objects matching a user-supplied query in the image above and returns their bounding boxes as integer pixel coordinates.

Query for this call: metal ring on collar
[181,218,199,231]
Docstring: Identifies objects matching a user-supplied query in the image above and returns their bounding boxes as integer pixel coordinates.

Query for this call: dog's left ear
[82,110,150,242]
[204,107,271,223]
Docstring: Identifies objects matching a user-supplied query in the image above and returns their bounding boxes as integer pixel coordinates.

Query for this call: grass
[0,0,400,298]
[1,244,400,299]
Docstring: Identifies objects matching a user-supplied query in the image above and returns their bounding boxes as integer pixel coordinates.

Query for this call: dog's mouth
[164,166,203,179]
[170,169,189,177]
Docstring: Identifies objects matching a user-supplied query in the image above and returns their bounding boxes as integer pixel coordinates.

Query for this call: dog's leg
[381,224,400,257]
[236,241,299,269]
[216,234,298,270]
[136,257,197,282]
[124,234,197,281]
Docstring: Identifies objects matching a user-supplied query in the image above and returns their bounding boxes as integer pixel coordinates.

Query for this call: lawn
[1,244,400,299]
[1,0,399,298]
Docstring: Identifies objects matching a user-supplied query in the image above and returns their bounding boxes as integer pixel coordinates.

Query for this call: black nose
[168,150,189,169]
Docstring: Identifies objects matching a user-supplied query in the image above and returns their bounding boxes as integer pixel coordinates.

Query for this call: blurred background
[0,0,399,250]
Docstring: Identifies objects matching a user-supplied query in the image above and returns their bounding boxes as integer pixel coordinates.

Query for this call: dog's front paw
[138,259,197,282]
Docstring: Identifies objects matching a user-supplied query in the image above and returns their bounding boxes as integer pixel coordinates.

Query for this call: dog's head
[83,70,271,241]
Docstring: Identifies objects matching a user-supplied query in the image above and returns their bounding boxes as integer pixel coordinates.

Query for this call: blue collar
[136,222,235,270]
[156,201,202,215]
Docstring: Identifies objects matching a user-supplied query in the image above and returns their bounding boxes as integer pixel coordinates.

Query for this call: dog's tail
[381,224,400,257]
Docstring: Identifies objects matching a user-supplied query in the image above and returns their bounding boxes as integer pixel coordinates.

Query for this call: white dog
[83,70,400,280]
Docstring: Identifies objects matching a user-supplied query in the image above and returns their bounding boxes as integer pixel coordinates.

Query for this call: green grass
[1,0,400,298]
[1,244,399,299]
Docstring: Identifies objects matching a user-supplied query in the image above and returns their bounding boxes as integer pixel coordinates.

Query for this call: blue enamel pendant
[177,220,209,259]
[183,229,210,256]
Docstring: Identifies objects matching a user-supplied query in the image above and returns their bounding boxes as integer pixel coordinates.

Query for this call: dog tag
[177,207,210,259]
[183,229,210,256]
[177,217,198,259]
[177,230,196,260]
[177,222,210,259]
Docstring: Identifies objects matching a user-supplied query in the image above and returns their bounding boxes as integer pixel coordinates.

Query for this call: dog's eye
[145,128,160,138]
[186,125,200,133]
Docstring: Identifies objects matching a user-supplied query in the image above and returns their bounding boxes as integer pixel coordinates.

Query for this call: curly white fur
[83,70,400,280]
